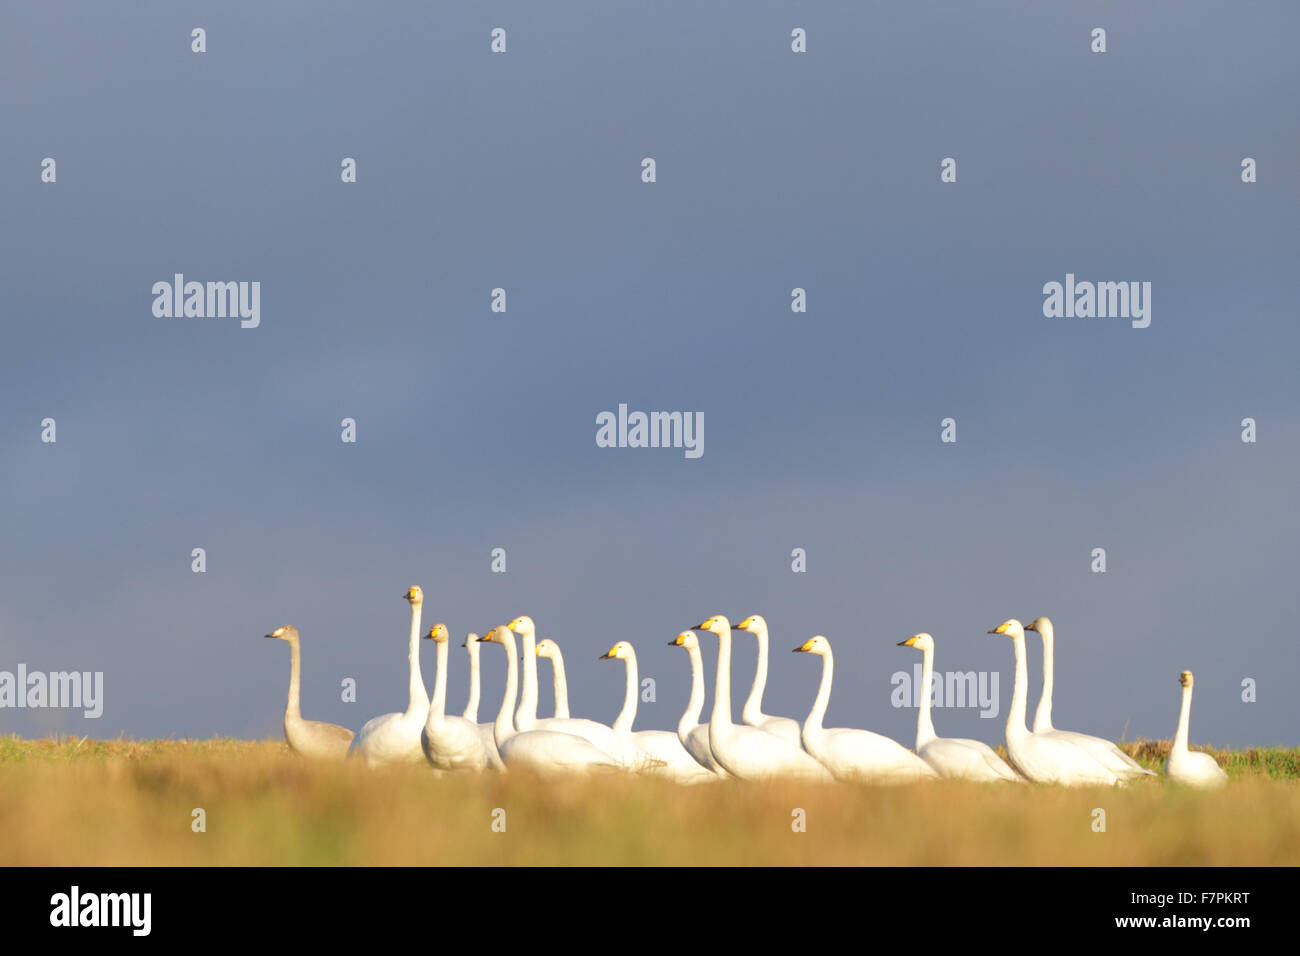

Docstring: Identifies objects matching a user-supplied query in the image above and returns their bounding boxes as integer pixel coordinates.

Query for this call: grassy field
[0,735,1296,866]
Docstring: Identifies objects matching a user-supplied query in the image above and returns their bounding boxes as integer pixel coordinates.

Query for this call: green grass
[0,735,1296,866]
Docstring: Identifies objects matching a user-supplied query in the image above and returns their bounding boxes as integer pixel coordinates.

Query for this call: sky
[0,2,1296,748]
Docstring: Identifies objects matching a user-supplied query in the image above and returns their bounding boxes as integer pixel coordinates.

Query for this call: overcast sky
[1,2,1296,748]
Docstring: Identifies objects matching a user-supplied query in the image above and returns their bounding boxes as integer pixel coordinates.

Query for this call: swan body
[421,625,490,772]
[794,636,937,784]
[601,641,716,784]
[535,638,571,719]
[348,587,430,766]
[1026,617,1155,779]
[989,620,1120,786]
[669,631,727,776]
[1164,671,1227,789]
[694,616,834,783]
[898,633,1020,782]
[734,615,803,744]
[507,616,650,768]
[481,626,622,776]
[460,631,504,770]
[264,626,354,759]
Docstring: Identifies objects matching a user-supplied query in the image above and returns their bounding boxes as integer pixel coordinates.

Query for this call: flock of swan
[263,587,1228,789]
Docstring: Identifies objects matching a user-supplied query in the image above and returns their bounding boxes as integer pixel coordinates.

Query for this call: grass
[0,735,1296,866]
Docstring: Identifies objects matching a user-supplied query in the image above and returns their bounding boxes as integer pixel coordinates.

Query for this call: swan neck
[1006,634,1029,743]
[516,628,539,730]
[285,635,302,721]
[495,632,518,744]
[916,645,937,748]
[613,653,638,734]
[406,600,428,719]
[741,625,769,724]
[1173,683,1192,752]
[805,649,833,733]
[551,652,570,720]
[679,644,706,738]
[463,640,480,722]
[710,628,733,727]
[430,638,448,720]
[1033,627,1055,732]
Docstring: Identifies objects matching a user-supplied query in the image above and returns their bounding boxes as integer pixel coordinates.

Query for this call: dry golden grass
[0,736,1296,866]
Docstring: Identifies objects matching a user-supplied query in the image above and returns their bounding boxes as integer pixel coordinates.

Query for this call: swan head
[506,615,535,636]
[988,619,1025,639]
[462,632,479,650]
[599,641,633,661]
[423,623,450,643]
[793,635,830,655]
[535,638,561,659]
[1025,616,1053,637]
[898,632,934,652]
[264,625,298,641]
[480,625,512,647]
[669,631,700,650]
[1179,670,1194,689]
[404,586,423,606]
[734,614,767,634]
[693,615,731,637]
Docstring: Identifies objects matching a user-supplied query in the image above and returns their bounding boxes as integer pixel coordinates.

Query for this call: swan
[1165,671,1227,788]
[506,615,650,767]
[264,626,354,759]
[733,615,803,744]
[668,631,727,776]
[988,619,1120,786]
[793,636,938,783]
[693,616,833,783]
[535,638,571,719]
[420,624,490,772]
[461,632,503,770]
[897,633,1021,781]
[1025,616,1155,779]
[479,625,622,776]
[600,641,717,784]
[347,586,430,766]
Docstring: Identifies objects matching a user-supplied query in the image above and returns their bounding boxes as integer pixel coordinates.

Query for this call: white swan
[988,619,1120,786]
[264,626,354,759]
[535,638,571,719]
[461,632,504,770]
[897,633,1021,781]
[347,586,430,766]
[600,641,716,784]
[1165,671,1227,788]
[693,616,833,782]
[1026,616,1154,779]
[793,636,937,783]
[420,624,490,772]
[480,626,622,776]
[506,616,649,767]
[668,631,727,776]
[733,615,803,744]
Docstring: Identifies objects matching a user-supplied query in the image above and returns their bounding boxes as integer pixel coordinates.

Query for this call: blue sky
[1,2,1296,747]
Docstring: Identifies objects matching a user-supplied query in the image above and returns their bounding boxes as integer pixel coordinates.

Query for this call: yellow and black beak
[897,637,916,647]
